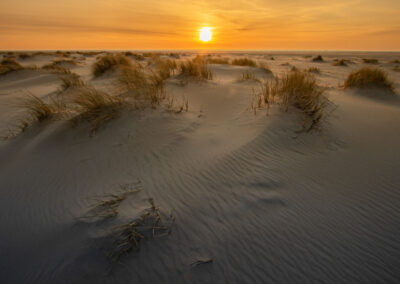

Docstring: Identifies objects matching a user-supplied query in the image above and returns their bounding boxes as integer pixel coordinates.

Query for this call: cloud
[0,13,179,36]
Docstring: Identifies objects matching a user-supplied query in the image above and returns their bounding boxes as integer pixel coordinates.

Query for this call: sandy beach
[0,51,400,283]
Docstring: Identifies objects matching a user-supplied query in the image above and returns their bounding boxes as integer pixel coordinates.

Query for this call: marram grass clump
[79,186,173,267]
[22,95,66,122]
[179,56,213,80]
[60,73,85,91]
[307,67,320,73]
[0,58,23,75]
[71,87,126,133]
[207,57,230,64]
[238,71,259,82]
[333,59,348,66]
[231,58,257,67]
[260,71,327,131]
[92,54,132,77]
[344,67,393,91]
[312,55,324,62]
[362,58,379,64]
[117,64,167,108]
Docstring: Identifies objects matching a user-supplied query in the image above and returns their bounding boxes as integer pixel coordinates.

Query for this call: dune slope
[0,52,400,283]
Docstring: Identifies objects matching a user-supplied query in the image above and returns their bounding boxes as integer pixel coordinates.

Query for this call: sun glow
[199,27,212,42]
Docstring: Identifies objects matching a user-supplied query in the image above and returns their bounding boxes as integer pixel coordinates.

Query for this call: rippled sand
[0,51,400,283]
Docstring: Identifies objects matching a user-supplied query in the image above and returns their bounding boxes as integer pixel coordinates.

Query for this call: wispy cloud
[0,0,399,49]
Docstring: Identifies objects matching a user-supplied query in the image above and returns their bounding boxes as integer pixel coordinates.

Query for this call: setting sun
[199,27,212,42]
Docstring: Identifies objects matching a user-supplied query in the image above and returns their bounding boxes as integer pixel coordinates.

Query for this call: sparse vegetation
[260,71,327,130]
[344,67,393,91]
[258,62,272,74]
[238,71,259,82]
[362,58,379,64]
[333,59,348,66]
[207,57,230,64]
[179,56,213,80]
[76,51,103,57]
[0,58,23,75]
[22,95,66,122]
[42,62,71,74]
[53,59,78,66]
[152,58,177,79]
[79,186,172,266]
[60,73,85,91]
[32,51,52,57]
[82,187,140,220]
[18,53,32,60]
[108,198,171,262]
[124,52,145,61]
[142,53,160,61]
[168,53,180,59]
[8,52,188,137]
[117,65,148,92]
[118,64,169,109]
[231,58,257,67]
[92,54,132,77]
[312,55,324,62]
[71,87,126,132]
[307,67,320,73]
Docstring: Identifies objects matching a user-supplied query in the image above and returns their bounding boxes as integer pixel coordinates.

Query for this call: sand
[0,51,399,283]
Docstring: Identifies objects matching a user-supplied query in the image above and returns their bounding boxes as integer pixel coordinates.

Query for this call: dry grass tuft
[152,58,177,80]
[18,53,32,60]
[22,95,66,122]
[231,58,257,67]
[42,63,72,74]
[312,55,324,62]
[60,73,85,91]
[179,56,213,80]
[108,198,172,262]
[124,52,145,61]
[53,59,78,66]
[82,187,140,221]
[258,62,272,73]
[79,184,173,266]
[32,51,52,57]
[71,87,126,132]
[333,59,348,66]
[77,51,102,57]
[238,71,259,82]
[307,67,320,73]
[207,57,230,64]
[117,61,187,110]
[362,58,379,64]
[117,65,148,93]
[168,53,180,59]
[92,54,132,77]
[344,67,393,91]
[117,64,167,108]
[261,71,327,130]
[0,58,23,75]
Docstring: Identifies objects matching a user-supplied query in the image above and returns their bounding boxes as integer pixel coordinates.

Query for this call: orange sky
[1,0,399,50]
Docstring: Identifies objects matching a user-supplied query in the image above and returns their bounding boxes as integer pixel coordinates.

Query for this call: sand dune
[0,51,400,283]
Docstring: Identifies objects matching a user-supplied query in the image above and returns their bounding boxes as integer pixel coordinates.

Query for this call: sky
[0,0,399,50]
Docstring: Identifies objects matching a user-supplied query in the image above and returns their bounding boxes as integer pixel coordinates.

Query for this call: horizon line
[1,48,400,53]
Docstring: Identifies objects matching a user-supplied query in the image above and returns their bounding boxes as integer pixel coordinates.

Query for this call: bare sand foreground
[0,51,400,283]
